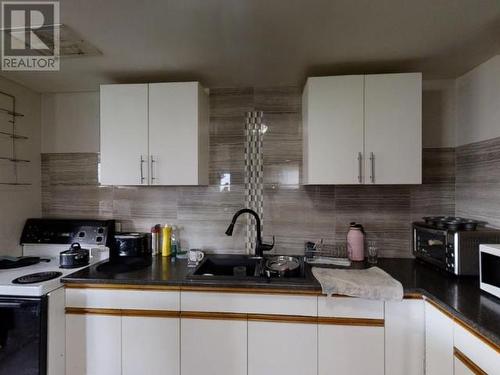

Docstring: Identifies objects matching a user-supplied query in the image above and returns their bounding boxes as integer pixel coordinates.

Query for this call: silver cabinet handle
[150,155,156,184]
[369,152,375,183]
[357,152,363,183]
[140,156,146,184]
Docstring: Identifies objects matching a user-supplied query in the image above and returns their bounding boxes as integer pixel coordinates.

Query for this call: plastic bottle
[151,225,160,256]
[161,224,172,257]
[347,222,365,261]
[170,225,179,258]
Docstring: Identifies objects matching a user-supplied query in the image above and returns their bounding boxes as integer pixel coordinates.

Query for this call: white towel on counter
[312,266,404,301]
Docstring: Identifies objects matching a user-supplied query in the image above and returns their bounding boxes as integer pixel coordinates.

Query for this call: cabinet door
[454,357,476,375]
[303,75,364,184]
[318,324,384,375]
[149,82,209,185]
[66,313,121,375]
[385,300,425,375]
[453,353,486,375]
[248,321,317,375]
[364,73,422,184]
[100,84,149,185]
[425,302,454,375]
[180,318,246,375]
[122,316,180,375]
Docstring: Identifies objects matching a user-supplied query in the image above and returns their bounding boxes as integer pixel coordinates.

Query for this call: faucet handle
[260,236,275,252]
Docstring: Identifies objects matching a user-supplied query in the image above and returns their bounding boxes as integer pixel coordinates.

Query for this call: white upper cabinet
[303,75,364,184]
[149,82,209,185]
[100,84,149,186]
[302,73,422,185]
[100,82,209,186]
[364,73,422,184]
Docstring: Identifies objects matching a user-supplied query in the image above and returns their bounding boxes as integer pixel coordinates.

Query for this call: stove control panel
[20,219,115,246]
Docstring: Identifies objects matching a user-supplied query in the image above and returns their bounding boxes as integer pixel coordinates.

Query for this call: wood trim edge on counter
[65,307,383,326]
[65,307,180,318]
[180,311,248,321]
[317,316,385,327]
[453,347,488,375]
[424,296,456,320]
[181,285,321,296]
[247,314,318,324]
[64,283,181,291]
[65,307,122,316]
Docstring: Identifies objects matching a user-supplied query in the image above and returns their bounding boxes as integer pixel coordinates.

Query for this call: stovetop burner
[0,256,43,270]
[12,271,63,284]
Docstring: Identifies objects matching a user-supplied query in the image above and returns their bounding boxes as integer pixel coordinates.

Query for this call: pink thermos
[347,222,365,261]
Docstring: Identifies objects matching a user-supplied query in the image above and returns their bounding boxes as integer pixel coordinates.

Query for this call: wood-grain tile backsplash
[456,136,500,228]
[41,87,457,257]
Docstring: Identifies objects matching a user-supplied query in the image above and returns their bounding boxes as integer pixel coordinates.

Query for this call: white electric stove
[0,218,114,375]
[0,244,108,297]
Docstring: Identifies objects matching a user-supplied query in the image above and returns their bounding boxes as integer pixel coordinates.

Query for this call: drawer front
[453,322,499,375]
[181,292,318,316]
[318,296,384,319]
[66,288,180,310]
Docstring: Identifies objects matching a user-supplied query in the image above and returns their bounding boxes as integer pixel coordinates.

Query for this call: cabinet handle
[357,152,363,183]
[369,152,375,183]
[140,156,146,184]
[150,155,156,184]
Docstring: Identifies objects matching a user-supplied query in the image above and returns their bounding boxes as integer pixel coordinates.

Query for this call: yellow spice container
[161,224,172,257]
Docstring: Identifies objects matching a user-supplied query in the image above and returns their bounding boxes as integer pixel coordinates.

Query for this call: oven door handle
[0,302,25,308]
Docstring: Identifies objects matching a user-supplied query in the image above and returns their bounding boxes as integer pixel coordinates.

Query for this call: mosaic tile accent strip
[244,111,265,254]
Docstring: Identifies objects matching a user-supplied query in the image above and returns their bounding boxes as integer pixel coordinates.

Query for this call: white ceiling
[2,0,500,93]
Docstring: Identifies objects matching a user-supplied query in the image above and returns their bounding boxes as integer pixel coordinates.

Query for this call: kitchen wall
[0,76,41,256]
[41,92,100,153]
[455,55,500,228]
[41,86,455,257]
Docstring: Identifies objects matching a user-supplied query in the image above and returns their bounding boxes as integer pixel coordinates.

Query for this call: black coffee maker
[97,232,152,273]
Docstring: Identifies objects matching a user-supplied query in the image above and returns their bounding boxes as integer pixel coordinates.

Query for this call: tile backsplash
[41,87,456,257]
[456,136,500,228]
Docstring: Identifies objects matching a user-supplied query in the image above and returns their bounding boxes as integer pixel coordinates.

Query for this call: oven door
[0,296,47,375]
[414,227,448,268]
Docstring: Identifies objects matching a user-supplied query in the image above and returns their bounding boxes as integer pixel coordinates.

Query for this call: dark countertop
[62,256,500,347]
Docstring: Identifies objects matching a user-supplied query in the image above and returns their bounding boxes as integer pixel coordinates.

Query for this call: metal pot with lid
[59,242,90,269]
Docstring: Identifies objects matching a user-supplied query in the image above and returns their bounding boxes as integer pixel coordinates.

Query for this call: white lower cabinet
[248,321,317,375]
[122,316,180,375]
[66,314,121,375]
[454,356,476,375]
[453,321,499,375]
[424,302,454,375]
[385,299,425,375]
[318,324,384,375]
[180,318,247,375]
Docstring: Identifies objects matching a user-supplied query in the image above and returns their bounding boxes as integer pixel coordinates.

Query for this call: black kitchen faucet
[225,208,274,257]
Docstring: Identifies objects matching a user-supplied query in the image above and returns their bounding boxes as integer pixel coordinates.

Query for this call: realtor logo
[1,1,59,71]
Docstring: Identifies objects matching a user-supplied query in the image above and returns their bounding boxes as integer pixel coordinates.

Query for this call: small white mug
[188,249,204,263]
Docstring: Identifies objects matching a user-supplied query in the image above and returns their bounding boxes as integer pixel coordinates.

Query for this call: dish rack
[304,240,351,267]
